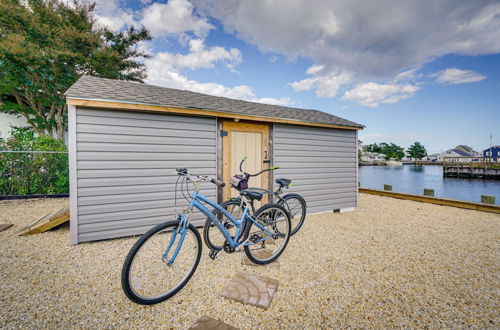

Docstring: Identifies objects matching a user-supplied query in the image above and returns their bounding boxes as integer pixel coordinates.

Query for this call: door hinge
[220,130,228,137]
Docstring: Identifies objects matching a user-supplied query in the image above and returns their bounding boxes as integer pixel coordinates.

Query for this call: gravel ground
[0,194,499,328]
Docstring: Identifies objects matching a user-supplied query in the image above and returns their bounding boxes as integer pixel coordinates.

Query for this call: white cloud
[92,0,136,31]
[145,53,293,106]
[359,132,426,146]
[141,0,212,38]
[153,39,241,71]
[289,68,352,97]
[194,0,500,79]
[195,0,500,103]
[342,83,421,107]
[434,68,486,85]
[252,97,294,106]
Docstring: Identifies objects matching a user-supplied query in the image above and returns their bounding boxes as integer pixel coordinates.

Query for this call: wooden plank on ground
[0,223,13,232]
[359,188,500,214]
[18,205,69,236]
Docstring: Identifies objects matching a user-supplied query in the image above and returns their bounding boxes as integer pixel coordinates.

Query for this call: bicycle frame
[163,191,277,265]
[190,191,275,248]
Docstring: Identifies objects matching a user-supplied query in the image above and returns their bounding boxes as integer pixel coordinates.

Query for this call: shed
[65,76,364,244]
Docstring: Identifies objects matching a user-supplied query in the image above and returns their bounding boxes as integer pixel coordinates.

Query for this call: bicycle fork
[162,214,189,266]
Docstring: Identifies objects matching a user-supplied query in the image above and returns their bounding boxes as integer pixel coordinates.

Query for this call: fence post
[383,184,392,191]
[423,189,435,197]
[481,195,496,205]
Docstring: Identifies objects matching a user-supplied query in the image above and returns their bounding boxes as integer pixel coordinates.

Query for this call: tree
[378,142,405,160]
[0,0,151,140]
[363,143,382,153]
[407,142,427,160]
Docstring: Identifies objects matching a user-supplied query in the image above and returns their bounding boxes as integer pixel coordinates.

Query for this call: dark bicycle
[204,157,306,252]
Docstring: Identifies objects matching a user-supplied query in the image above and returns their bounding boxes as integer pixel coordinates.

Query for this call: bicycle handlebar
[210,178,225,188]
[238,156,280,178]
[175,168,225,187]
[239,156,247,172]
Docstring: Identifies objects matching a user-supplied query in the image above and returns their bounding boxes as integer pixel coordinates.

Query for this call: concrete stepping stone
[189,315,237,330]
[241,249,280,268]
[220,272,279,309]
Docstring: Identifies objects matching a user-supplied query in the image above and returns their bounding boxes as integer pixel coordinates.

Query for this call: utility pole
[490,133,493,162]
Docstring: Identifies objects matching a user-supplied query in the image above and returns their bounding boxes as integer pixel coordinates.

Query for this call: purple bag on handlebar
[230,174,248,191]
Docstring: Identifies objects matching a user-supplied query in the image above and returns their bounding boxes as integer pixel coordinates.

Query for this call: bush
[0,127,69,195]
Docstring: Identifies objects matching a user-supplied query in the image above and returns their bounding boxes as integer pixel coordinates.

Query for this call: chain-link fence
[0,150,69,196]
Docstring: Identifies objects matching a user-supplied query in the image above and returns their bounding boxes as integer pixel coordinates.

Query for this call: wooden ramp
[0,223,13,233]
[18,205,69,236]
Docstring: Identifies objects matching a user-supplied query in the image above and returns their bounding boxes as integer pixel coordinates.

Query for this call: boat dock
[443,157,500,179]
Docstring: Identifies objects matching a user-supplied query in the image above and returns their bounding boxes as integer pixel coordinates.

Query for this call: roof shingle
[65,76,364,129]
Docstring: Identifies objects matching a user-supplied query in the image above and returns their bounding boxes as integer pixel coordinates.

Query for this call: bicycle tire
[243,203,291,265]
[203,199,245,251]
[121,220,202,305]
[278,193,307,235]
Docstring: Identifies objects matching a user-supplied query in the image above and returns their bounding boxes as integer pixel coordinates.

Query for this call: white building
[438,148,474,162]
[361,152,386,162]
[0,113,29,140]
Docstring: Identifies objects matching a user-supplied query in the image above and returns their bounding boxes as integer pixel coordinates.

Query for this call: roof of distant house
[482,146,500,151]
[454,145,477,154]
[451,149,472,156]
[65,76,364,129]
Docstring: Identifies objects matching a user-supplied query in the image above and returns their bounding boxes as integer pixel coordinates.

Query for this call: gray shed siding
[72,107,217,243]
[273,124,357,214]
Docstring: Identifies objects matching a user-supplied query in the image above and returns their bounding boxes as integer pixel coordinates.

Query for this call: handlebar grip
[239,156,247,172]
[211,178,226,188]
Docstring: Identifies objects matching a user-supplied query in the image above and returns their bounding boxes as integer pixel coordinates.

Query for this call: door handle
[263,159,271,163]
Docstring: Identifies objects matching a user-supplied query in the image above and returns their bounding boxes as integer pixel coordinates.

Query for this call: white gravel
[0,194,499,328]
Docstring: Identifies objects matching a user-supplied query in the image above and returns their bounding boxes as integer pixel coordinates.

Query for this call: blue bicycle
[121,168,292,305]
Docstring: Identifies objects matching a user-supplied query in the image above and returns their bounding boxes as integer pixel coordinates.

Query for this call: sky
[89,0,499,154]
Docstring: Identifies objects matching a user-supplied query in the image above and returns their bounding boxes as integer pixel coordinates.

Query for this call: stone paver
[189,315,237,330]
[220,272,279,309]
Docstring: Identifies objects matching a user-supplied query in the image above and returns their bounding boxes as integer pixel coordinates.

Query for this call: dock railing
[443,156,499,164]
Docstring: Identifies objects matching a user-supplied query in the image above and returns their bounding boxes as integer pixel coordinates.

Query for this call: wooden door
[222,121,270,205]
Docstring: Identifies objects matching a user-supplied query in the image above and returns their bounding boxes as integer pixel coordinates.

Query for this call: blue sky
[92,0,500,154]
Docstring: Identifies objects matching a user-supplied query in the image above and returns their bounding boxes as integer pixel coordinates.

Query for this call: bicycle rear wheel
[243,203,291,265]
[278,194,307,235]
[203,199,245,251]
[121,220,202,305]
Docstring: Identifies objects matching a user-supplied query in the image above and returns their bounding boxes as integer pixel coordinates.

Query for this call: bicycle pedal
[209,249,224,260]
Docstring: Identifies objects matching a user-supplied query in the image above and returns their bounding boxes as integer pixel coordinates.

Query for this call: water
[359,165,500,204]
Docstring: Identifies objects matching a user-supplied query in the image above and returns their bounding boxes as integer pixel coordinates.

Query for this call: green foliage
[407,142,427,160]
[0,127,68,195]
[363,142,405,160]
[364,143,382,153]
[0,0,151,140]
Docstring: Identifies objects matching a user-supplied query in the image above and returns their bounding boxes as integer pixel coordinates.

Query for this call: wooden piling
[424,189,435,197]
[481,195,496,205]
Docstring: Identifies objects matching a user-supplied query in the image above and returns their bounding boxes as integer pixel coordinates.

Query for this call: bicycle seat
[276,178,292,187]
[240,190,263,201]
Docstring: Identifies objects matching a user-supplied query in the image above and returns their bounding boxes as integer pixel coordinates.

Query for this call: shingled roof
[65,76,363,129]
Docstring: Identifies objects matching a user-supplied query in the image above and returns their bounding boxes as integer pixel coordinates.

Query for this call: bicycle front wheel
[243,203,291,265]
[121,220,202,305]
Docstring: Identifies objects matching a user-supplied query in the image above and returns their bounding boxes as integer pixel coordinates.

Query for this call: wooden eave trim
[66,98,363,131]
